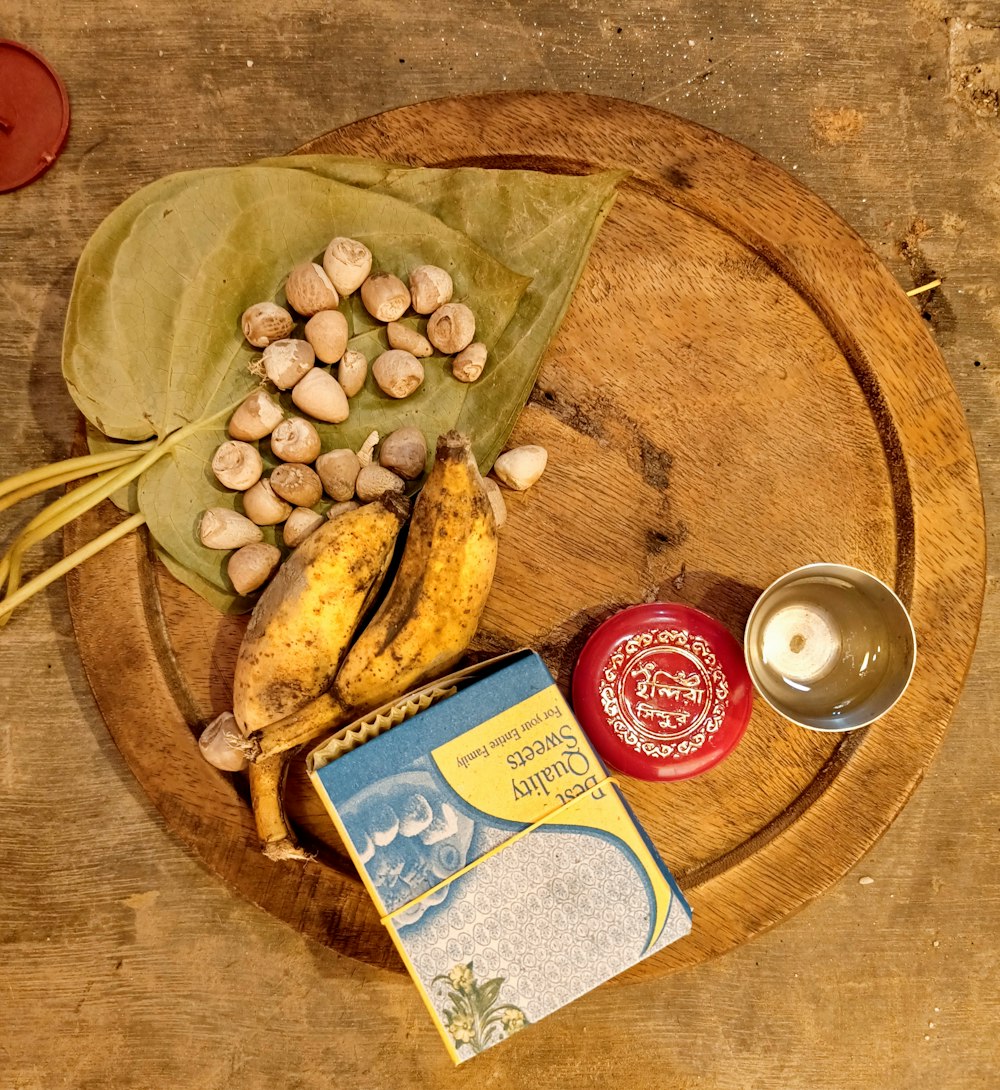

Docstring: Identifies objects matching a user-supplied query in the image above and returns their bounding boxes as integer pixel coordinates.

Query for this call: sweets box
[307,650,692,1063]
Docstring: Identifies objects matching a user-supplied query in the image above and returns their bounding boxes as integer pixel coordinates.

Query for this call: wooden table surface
[2,3,997,1088]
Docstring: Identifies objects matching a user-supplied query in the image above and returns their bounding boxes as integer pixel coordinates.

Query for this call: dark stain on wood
[647,523,689,553]
[663,164,694,190]
[530,386,676,495]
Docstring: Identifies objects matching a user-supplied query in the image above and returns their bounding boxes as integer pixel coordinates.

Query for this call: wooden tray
[65,92,986,977]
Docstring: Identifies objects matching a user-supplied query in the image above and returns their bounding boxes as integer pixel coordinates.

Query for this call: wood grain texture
[62,92,985,978]
[4,3,1000,1088]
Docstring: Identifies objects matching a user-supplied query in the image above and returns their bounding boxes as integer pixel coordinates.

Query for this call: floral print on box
[433,962,528,1055]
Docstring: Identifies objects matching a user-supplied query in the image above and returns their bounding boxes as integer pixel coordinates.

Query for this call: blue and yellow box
[307,650,692,1063]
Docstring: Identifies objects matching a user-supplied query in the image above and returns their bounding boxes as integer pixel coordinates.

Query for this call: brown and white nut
[327,500,361,520]
[270,417,321,463]
[482,477,507,529]
[282,507,326,548]
[379,427,427,480]
[228,390,284,441]
[211,440,263,491]
[356,430,379,466]
[262,338,315,389]
[291,367,350,423]
[304,309,349,364]
[198,710,253,771]
[227,543,281,595]
[315,449,361,501]
[372,349,424,399]
[408,265,453,314]
[452,341,487,383]
[241,302,294,347]
[285,262,339,316]
[337,349,368,397]
[199,508,264,550]
[355,464,405,502]
[242,478,293,525]
[360,273,411,323]
[493,445,548,491]
[269,462,323,507]
[427,302,476,354]
[323,237,372,296]
[386,321,433,358]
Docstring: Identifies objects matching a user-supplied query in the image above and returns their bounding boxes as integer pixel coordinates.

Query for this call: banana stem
[248,753,312,862]
[0,442,153,505]
[0,512,146,623]
[245,691,352,763]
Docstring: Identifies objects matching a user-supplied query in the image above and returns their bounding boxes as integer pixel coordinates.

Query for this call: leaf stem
[0,512,146,623]
[0,450,143,516]
[0,471,124,595]
[3,407,227,582]
[0,443,153,505]
[0,398,246,624]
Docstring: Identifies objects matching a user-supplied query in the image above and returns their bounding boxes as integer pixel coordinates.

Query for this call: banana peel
[234,492,409,858]
[244,432,498,765]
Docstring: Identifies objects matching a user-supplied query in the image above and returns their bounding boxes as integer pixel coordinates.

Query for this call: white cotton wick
[761,602,841,684]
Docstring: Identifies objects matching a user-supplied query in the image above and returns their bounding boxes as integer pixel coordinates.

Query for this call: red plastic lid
[572,602,753,782]
[0,40,70,193]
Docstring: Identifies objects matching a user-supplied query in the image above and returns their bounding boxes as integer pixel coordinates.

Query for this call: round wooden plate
[65,92,985,977]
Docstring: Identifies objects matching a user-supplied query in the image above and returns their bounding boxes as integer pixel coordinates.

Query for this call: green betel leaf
[65,165,526,440]
[64,164,528,596]
[62,159,623,611]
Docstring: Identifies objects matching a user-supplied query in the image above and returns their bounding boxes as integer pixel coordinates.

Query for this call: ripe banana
[247,431,498,761]
[233,493,409,733]
[235,492,409,859]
